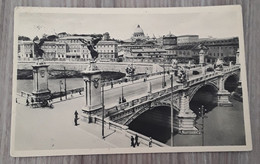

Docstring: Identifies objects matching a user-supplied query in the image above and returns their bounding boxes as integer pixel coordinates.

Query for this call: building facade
[177,35,199,44]
[96,40,118,61]
[162,33,177,46]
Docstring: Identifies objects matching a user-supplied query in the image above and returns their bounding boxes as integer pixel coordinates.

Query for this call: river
[128,97,246,146]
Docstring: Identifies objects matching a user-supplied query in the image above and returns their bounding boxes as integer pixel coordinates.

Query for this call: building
[18,35,93,61]
[165,43,208,63]
[18,41,34,60]
[96,40,118,61]
[124,48,167,63]
[41,41,57,60]
[162,33,177,46]
[58,36,92,60]
[102,32,110,41]
[177,35,199,44]
[201,37,239,63]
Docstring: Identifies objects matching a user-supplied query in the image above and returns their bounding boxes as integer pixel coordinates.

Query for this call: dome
[134,25,144,34]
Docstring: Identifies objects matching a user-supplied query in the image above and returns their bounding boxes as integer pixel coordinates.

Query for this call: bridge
[80,64,240,134]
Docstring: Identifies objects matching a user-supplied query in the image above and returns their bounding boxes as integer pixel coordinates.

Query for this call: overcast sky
[16,7,241,40]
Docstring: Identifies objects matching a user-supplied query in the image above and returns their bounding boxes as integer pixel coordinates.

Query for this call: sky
[16,7,242,40]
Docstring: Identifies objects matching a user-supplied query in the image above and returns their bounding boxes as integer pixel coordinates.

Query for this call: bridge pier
[217,76,232,106]
[175,93,198,134]
[81,61,103,123]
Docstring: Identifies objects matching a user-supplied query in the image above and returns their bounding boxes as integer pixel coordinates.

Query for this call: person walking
[131,136,135,148]
[74,110,79,126]
[26,98,29,106]
[135,134,140,146]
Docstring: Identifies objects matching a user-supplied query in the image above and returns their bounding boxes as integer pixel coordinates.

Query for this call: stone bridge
[82,65,240,134]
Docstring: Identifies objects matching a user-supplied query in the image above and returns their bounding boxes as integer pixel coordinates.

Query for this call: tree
[18,36,31,41]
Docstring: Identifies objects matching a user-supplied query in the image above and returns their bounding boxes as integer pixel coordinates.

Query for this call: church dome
[134,25,144,34]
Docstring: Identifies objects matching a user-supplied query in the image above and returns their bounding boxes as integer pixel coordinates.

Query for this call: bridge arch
[189,82,219,101]
[189,83,219,115]
[223,73,239,93]
[127,105,177,144]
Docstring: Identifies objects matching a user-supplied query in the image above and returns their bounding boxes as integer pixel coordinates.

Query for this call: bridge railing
[102,70,175,87]
[107,84,183,121]
[185,65,240,87]
[91,115,128,131]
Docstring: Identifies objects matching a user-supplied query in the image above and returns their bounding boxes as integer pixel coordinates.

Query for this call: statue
[215,58,224,71]
[176,69,187,83]
[33,36,46,59]
[80,37,101,62]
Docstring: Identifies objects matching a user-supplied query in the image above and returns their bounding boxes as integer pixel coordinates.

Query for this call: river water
[128,97,246,146]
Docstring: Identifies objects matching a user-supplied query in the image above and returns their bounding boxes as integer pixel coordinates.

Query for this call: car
[192,70,200,75]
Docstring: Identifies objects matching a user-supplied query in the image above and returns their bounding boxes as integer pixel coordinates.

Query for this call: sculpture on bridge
[176,69,187,83]
[33,36,46,59]
[215,58,224,71]
[80,37,102,62]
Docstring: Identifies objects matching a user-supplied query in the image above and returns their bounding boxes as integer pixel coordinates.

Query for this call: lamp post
[170,74,174,146]
[64,67,67,100]
[59,80,63,101]
[198,105,207,146]
[101,82,105,139]
[162,61,166,88]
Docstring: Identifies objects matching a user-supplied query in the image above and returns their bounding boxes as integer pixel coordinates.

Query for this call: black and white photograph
[11,6,252,157]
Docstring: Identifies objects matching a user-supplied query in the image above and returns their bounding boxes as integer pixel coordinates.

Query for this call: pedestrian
[26,98,29,106]
[111,81,113,88]
[31,97,34,104]
[131,136,135,148]
[74,110,79,126]
[135,134,140,146]
[149,137,152,147]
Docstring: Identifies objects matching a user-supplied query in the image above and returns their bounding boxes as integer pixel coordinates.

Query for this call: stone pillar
[217,75,232,106]
[31,58,51,104]
[199,49,205,66]
[236,48,240,65]
[175,92,198,134]
[81,61,103,123]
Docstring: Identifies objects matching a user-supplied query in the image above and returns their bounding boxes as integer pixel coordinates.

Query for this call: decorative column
[199,49,205,66]
[236,48,240,65]
[217,75,232,106]
[81,61,103,123]
[31,58,51,104]
[175,91,198,134]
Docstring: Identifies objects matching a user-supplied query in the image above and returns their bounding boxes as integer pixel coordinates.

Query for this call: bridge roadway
[102,66,206,109]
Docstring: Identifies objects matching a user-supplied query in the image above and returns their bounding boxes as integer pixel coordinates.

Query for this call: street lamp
[170,74,174,146]
[64,67,67,100]
[59,80,63,101]
[101,82,105,139]
[162,61,166,88]
[198,105,207,146]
